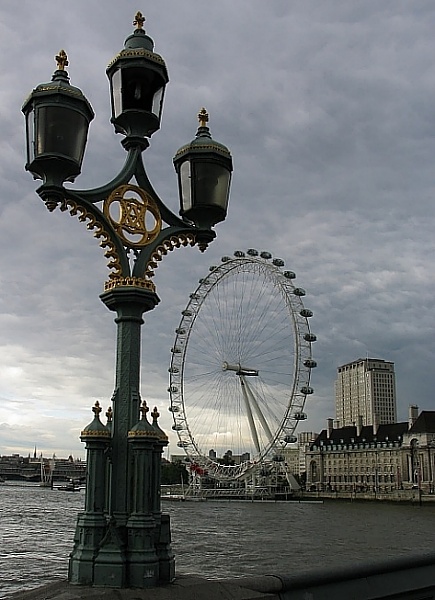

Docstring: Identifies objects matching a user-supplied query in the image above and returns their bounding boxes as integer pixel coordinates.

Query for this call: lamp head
[106,12,169,139]
[173,108,233,231]
[22,50,94,188]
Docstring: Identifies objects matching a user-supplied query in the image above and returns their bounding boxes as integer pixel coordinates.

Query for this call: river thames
[2,483,435,598]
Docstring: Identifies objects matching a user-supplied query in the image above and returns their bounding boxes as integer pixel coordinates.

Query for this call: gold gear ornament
[103,184,162,248]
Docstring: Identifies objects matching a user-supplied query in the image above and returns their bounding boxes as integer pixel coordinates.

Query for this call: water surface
[1,483,435,598]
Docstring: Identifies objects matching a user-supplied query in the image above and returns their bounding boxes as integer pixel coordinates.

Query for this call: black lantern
[21,50,94,187]
[106,12,169,138]
[173,108,233,230]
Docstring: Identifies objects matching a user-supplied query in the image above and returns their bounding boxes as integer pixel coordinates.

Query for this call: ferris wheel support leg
[240,376,261,455]
[242,376,274,444]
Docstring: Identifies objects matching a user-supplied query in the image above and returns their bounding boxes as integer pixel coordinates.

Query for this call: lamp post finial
[140,400,149,419]
[92,401,102,417]
[198,107,209,128]
[55,49,69,71]
[133,11,145,30]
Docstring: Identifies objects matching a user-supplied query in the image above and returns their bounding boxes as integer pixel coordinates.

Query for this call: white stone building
[306,407,435,494]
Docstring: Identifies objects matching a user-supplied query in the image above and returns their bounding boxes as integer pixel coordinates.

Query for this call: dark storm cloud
[0,0,434,455]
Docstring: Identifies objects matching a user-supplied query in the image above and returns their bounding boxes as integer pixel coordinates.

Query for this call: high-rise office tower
[335,358,397,427]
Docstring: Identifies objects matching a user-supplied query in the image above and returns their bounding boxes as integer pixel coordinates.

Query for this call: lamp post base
[155,513,176,583]
[92,521,128,588]
[126,515,160,588]
[68,513,108,586]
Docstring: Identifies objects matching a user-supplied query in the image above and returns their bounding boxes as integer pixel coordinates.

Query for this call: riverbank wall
[300,489,435,503]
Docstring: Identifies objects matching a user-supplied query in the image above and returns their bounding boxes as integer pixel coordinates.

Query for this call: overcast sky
[0,0,434,459]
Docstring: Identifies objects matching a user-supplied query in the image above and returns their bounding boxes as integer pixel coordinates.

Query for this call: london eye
[168,249,317,481]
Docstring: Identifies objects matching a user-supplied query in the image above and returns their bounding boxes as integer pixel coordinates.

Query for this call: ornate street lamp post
[22,13,232,589]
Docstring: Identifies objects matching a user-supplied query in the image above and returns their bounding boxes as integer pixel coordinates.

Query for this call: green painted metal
[100,288,159,525]
[22,15,232,590]
[126,406,164,587]
[69,406,110,585]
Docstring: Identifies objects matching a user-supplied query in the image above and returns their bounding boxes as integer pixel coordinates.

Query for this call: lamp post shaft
[100,287,159,527]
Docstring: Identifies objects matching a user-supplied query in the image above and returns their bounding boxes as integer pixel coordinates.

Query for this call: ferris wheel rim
[168,249,316,479]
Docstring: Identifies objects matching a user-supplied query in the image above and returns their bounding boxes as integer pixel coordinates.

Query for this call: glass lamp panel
[215,170,231,209]
[26,108,35,163]
[151,87,164,118]
[37,106,88,163]
[112,68,122,118]
[122,67,154,112]
[194,162,231,209]
[180,160,192,211]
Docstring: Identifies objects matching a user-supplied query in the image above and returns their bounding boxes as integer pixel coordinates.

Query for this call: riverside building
[306,406,435,494]
[335,358,397,427]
